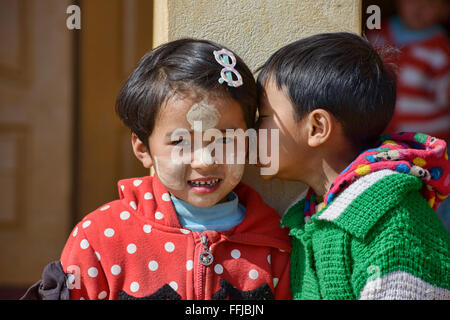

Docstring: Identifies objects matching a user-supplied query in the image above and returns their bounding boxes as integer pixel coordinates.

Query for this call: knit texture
[283,171,450,300]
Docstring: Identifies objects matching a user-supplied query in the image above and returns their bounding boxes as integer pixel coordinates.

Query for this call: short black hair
[116,38,257,150]
[257,32,397,151]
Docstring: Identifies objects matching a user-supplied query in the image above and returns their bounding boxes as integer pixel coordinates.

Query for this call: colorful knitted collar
[304,132,450,218]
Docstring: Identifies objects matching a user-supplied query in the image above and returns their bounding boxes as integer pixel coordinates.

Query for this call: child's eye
[216,137,233,144]
[171,139,190,146]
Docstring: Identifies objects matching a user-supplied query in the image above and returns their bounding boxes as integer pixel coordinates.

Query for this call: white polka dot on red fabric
[267,254,271,264]
[129,201,137,210]
[104,228,115,237]
[98,291,107,299]
[273,277,279,288]
[130,282,139,293]
[231,249,241,259]
[214,264,224,274]
[111,265,121,276]
[143,224,152,233]
[249,269,259,280]
[155,212,164,220]
[120,211,130,220]
[133,179,142,187]
[186,260,193,271]
[169,281,178,291]
[95,251,101,261]
[180,228,191,234]
[162,193,171,202]
[80,239,89,250]
[120,185,125,191]
[88,267,98,278]
[72,227,78,237]
[67,273,75,285]
[165,242,175,252]
[148,260,158,271]
[127,243,137,254]
[100,205,110,211]
[144,192,153,200]
[82,220,91,229]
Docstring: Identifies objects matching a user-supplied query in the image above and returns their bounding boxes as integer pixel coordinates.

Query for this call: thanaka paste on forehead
[186,99,221,131]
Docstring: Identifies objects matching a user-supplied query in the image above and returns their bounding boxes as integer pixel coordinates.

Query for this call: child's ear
[306,109,334,148]
[131,133,153,168]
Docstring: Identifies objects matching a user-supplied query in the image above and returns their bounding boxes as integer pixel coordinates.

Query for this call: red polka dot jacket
[60,175,292,300]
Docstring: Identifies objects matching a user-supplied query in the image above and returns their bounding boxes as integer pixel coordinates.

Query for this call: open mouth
[187,178,222,193]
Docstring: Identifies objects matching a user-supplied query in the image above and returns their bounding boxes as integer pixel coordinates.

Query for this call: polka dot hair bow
[213,49,243,88]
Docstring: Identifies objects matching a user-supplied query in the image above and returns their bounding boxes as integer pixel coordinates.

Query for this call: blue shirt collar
[390,15,445,47]
[171,192,246,232]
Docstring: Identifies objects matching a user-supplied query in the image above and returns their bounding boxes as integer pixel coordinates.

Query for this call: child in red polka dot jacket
[22,39,291,300]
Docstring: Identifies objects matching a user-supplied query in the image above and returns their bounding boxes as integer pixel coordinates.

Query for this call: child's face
[144,93,248,207]
[258,79,310,181]
[397,0,448,30]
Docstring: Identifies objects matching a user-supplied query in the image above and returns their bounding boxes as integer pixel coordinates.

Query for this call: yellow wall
[153,0,362,214]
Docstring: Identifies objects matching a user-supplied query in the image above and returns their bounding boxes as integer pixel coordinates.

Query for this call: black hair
[116,38,257,150]
[257,32,397,151]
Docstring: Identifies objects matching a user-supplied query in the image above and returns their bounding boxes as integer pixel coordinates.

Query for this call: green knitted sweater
[282,169,450,300]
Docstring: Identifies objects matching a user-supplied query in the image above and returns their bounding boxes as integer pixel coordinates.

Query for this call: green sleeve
[351,191,450,300]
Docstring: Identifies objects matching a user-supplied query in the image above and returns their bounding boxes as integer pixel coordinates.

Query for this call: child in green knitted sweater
[256,32,450,299]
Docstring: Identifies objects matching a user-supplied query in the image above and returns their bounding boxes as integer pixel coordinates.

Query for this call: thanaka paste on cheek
[153,156,188,191]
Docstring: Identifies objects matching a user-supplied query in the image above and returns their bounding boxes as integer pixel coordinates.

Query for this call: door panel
[0,0,74,285]
[76,0,153,221]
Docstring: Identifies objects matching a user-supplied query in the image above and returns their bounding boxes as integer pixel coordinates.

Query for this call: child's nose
[190,147,219,170]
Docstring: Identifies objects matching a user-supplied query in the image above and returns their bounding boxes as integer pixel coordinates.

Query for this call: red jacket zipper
[196,232,213,299]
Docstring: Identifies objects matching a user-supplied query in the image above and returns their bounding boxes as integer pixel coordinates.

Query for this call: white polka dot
[267,254,271,264]
[130,282,139,293]
[231,249,241,259]
[273,277,279,288]
[148,260,158,271]
[120,211,130,220]
[129,201,137,210]
[144,192,153,200]
[82,220,91,229]
[162,193,171,202]
[127,243,137,254]
[95,251,101,261]
[249,269,259,280]
[169,281,178,291]
[133,179,143,187]
[120,185,125,191]
[111,265,121,276]
[100,205,110,211]
[72,227,78,237]
[80,297,85,300]
[98,291,107,299]
[165,242,175,252]
[88,267,98,278]
[104,228,115,237]
[155,211,164,220]
[180,228,191,234]
[214,264,224,274]
[67,273,75,285]
[186,260,193,271]
[143,224,152,233]
[80,239,89,250]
